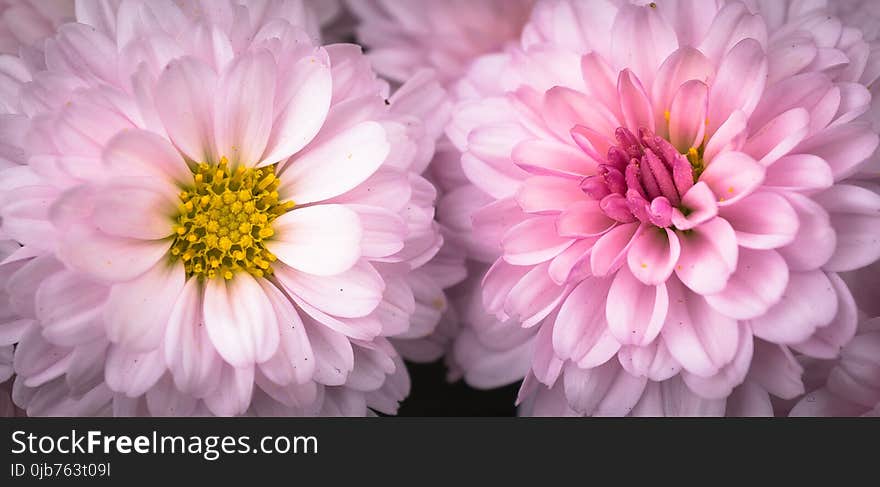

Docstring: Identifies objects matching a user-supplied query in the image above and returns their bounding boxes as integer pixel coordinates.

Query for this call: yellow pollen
[169,159,294,280]
[664,110,670,122]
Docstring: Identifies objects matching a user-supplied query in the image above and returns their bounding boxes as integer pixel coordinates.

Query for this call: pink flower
[449,0,880,416]
[346,0,535,85]
[0,0,73,54]
[0,0,444,416]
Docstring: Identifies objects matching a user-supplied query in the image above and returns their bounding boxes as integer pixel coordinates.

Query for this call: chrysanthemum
[0,0,443,416]
[447,0,880,416]
[345,0,535,86]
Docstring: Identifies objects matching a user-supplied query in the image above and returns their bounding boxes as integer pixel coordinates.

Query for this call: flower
[448,0,880,416]
[0,0,73,54]
[0,0,444,416]
[346,0,535,86]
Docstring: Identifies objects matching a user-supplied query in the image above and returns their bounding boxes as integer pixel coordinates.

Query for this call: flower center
[170,157,295,280]
[580,127,704,228]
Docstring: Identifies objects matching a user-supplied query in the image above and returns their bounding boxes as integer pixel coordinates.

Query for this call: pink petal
[58,225,170,283]
[557,201,616,238]
[280,121,389,204]
[102,129,192,187]
[203,273,280,367]
[610,4,677,90]
[347,204,406,259]
[454,329,533,390]
[699,151,765,206]
[203,364,254,416]
[748,340,805,400]
[763,154,833,192]
[268,204,362,276]
[606,264,668,346]
[553,277,613,363]
[590,221,640,276]
[743,107,810,167]
[261,50,332,166]
[705,248,789,320]
[707,38,767,135]
[164,278,222,398]
[671,181,718,230]
[104,261,185,351]
[814,184,880,272]
[35,270,108,347]
[680,325,753,399]
[273,261,384,319]
[104,345,165,397]
[92,183,176,240]
[502,216,574,266]
[214,49,276,166]
[617,339,680,381]
[563,360,647,416]
[720,191,799,249]
[512,138,596,178]
[548,238,594,285]
[515,176,587,215]
[703,110,747,163]
[532,316,564,386]
[750,270,838,345]
[627,226,681,285]
[791,273,857,360]
[617,68,654,135]
[257,281,315,386]
[631,375,725,416]
[651,46,714,135]
[155,57,217,163]
[668,80,708,152]
[662,278,739,378]
[795,123,879,181]
[542,85,618,143]
[777,193,836,271]
[726,380,773,417]
[504,262,568,328]
[675,217,738,295]
[300,314,354,387]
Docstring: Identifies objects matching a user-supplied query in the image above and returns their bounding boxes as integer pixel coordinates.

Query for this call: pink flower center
[579,126,703,228]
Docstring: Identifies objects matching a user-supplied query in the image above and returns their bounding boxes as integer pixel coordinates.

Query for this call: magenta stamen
[626,189,652,223]
[603,166,626,195]
[636,157,662,200]
[644,148,680,206]
[672,153,694,196]
[576,125,689,229]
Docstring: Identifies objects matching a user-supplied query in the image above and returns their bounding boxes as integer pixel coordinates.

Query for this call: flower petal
[104,261,185,351]
[705,249,788,320]
[606,264,668,346]
[675,217,738,295]
[662,277,739,378]
[268,204,362,276]
[203,273,280,367]
[280,121,390,204]
[627,227,680,285]
[273,261,384,319]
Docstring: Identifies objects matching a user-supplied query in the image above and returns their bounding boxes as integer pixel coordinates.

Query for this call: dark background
[397,361,519,416]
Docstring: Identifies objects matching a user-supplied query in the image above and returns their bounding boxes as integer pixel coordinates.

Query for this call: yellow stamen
[169,160,294,280]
